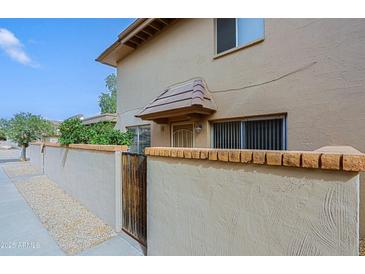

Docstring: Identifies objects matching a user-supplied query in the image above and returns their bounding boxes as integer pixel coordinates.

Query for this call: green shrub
[58,119,133,146]
[58,118,89,145]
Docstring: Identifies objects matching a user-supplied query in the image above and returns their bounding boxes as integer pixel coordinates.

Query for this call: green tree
[98,74,117,113]
[7,112,55,161]
[0,118,9,140]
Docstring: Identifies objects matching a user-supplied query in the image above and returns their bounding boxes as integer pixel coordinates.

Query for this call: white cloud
[0,28,37,67]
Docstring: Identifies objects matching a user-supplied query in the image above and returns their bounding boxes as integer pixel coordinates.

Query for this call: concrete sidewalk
[0,165,65,255]
[79,234,144,256]
[0,148,143,256]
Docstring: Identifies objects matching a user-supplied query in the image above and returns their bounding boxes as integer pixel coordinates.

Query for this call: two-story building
[97,18,365,236]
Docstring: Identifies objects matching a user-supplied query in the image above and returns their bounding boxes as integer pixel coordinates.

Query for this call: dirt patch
[15,175,116,255]
[361,239,364,256]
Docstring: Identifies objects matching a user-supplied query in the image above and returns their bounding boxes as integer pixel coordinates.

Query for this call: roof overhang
[82,113,117,125]
[135,79,217,123]
[96,18,177,67]
[136,106,216,124]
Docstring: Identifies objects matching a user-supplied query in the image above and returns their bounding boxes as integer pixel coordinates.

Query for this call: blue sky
[0,18,134,121]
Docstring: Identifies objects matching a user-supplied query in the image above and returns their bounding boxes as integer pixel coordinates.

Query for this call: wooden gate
[122,152,147,246]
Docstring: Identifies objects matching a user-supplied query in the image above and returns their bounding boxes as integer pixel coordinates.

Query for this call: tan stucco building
[98,18,365,236]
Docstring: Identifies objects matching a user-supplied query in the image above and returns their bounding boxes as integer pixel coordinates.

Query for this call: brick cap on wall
[31,142,128,152]
[144,146,365,172]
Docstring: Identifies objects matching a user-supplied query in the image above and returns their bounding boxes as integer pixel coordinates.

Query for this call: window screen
[216,18,264,54]
[245,118,284,150]
[216,18,236,54]
[138,126,151,152]
[212,117,286,150]
[212,121,241,149]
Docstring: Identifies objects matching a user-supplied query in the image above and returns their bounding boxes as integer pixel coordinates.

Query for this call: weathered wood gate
[122,152,147,246]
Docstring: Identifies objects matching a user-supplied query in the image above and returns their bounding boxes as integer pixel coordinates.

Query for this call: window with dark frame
[216,18,264,54]
[212,117,287,150]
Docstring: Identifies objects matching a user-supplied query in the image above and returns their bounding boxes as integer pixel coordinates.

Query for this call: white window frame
[214,18,265,58]
[126,124,151,154]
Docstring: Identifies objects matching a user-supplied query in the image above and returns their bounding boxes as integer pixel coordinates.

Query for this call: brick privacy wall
[146,148,360,255]
[145,147,365,172]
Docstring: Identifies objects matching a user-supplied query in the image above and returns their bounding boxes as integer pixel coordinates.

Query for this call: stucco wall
[43,146,119,228]
[116,18,365,237]
[116,19,365,151]
[29,144,43,171]
[147,156,359,255]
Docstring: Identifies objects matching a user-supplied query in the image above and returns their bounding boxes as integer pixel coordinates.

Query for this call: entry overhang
[135,79,217,123]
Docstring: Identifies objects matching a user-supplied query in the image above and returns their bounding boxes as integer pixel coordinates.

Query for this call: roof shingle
[136,79,217,120]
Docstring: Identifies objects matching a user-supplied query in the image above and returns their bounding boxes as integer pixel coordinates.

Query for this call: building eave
[96,18,177,67]
[82,113,117,125]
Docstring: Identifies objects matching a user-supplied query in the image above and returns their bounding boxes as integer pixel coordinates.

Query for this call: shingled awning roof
[136,79,217,123]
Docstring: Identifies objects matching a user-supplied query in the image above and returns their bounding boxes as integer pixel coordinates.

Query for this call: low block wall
[145,147,363,256]
[29,143,43,171]
[29,143,127,230]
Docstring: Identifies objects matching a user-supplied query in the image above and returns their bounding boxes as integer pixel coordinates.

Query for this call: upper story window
[216,18,264,55]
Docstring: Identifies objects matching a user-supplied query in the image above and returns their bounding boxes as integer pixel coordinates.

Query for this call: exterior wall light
[194,123,203,134]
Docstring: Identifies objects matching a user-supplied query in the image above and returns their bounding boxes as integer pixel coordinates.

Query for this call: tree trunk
[20,145,27,161]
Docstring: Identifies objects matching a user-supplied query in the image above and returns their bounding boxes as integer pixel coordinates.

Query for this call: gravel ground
[2,162,41,178]
[361,239,364,256]
[15,175,116,255]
